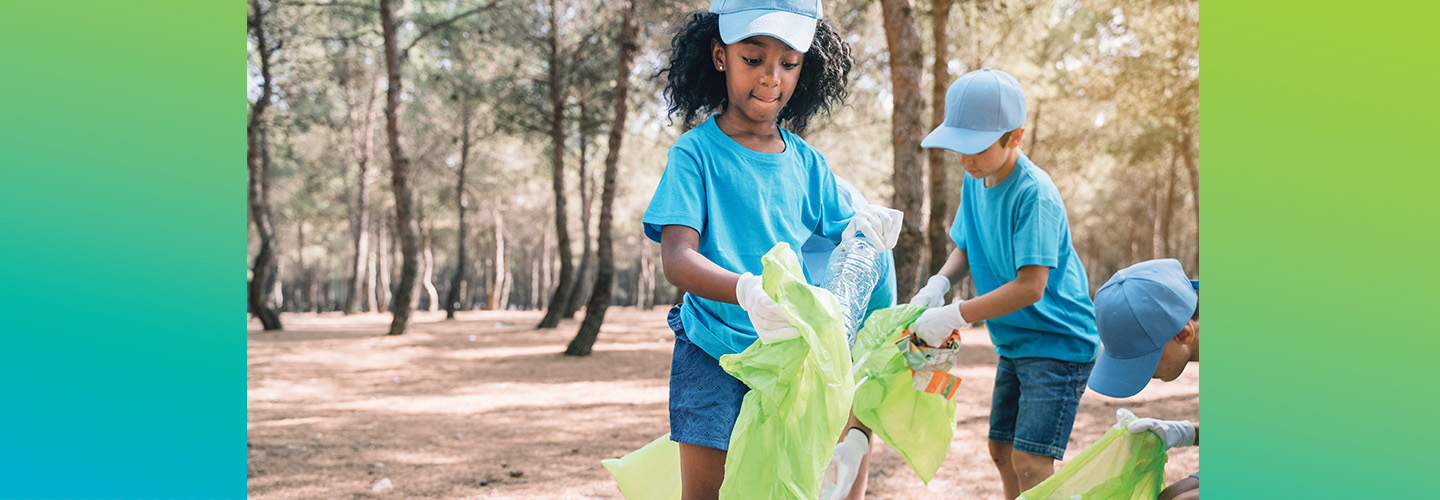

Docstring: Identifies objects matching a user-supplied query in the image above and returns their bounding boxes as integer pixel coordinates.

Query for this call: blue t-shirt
[950,153,1099,363]
[800,176,897,323]
[644,116,854,358]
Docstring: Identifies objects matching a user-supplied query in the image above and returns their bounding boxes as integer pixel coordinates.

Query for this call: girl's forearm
[659,225,741,304]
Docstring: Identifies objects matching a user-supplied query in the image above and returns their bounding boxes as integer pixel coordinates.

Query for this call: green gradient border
[0,1,242,498]
[0,0,1436,498]
[1205,0,1440,498]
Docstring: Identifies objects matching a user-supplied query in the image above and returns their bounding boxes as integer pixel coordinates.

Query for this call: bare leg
[678,442,726,500]
[988,440,1021,500]
[842,413,873,500]
[1010,449,1056,494]
[1159,476,1199,500]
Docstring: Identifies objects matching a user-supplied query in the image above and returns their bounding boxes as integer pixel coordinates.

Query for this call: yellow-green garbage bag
[601,433,681,500]
[717,243,853,500]
[849,304,956,482]
[1017,417,1168,500]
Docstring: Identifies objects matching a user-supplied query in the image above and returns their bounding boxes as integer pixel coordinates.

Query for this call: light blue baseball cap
[1088,259,1200,398]
[709,0,823,53]
[921,68,1027,155]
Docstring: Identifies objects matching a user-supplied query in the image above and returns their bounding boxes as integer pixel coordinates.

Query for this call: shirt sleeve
[642,143,706,243]
[1012,191,1064,270]
[949,178,968,251]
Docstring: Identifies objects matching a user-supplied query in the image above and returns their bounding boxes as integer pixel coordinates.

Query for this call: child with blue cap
[911,68,1101,499]
[645,1,901,498]
[1090,258,1200,500]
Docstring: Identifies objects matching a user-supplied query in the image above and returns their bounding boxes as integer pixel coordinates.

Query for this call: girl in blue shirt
[643,2,899,498]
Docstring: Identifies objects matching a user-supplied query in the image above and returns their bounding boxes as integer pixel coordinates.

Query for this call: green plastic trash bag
[601,433,681,500]
[849,304,957,482]
[717,243,854,500]
[1017,417,1168,500]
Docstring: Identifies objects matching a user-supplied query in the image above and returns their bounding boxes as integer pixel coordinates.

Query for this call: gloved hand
[1114,408,1195,450]
[843,204,903,250]
[818,428,870,500]
[735,272,799,344]
[912,300,967,347]
[908,275,951,307]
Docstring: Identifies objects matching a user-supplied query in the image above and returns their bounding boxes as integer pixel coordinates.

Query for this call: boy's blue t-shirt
[950,152,1099,363]
[644,115,854,359]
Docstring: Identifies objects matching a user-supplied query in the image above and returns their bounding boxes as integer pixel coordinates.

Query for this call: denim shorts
[667,305,749,451]
[988,355,1095,460]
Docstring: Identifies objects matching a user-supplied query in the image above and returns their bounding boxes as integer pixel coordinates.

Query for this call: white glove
[735,272,799,344]
[912,300,967,347]
[908,275,951,307]
[819,428,869,500]
[1115,408,1195,450]
[843,204,903,250]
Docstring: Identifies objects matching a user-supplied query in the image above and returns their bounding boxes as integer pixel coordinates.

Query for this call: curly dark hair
[657,12,853,135]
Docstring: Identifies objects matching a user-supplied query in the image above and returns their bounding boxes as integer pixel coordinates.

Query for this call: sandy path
[248,308,1198,499]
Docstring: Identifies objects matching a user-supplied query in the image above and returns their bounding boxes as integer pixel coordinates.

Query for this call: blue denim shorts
[667,305,749,451]
[988,356,1095,460]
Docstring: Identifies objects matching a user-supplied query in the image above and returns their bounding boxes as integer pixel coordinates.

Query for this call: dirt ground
[248,308,1198,500]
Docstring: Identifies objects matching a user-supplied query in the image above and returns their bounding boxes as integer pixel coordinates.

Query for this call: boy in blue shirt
[911,68,1100,500]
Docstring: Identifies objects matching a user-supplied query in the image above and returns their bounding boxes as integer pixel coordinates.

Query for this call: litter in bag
[717,243,854,500]
[849,304,958,483]
[1017,417,1168,500]
[601,433,681,500]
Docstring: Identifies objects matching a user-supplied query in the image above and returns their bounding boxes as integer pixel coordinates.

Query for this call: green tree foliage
[247,0,1198,330]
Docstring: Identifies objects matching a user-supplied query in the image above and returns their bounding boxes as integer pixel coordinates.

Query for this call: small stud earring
[718,65,725,71]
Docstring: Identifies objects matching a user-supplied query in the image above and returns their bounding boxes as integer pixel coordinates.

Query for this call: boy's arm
[659,224,740,304]
[909,248,970,306]
[957,264,1048,323]
[933,248,971,285]
[912,264,1048,346]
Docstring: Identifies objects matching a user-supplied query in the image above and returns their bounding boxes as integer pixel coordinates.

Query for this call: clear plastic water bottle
[819,237,885,346]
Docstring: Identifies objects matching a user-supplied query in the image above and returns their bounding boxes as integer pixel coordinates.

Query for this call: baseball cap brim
[921,125,1005,155]
[718,9,817,53]
[1087,347,1164,398]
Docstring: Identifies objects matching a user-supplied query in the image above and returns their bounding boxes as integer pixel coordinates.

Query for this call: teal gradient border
[0,0,1436,498]
[1205,0,1440,498]
[0,2,242,498]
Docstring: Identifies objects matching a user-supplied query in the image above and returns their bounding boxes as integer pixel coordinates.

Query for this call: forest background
[245,0,1199,346]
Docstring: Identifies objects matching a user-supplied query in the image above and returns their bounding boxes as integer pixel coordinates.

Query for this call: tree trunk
[297,222,316,313]
[541,227,552,310]
[380,0,422,335]
[344,78,379,315]
[569,0,638,356]
[1151,171,1165,259]
[421,222,439,312]
[879,0,929,301]
[563,104,594,318]
[1159,143,1180,258]
[926,0,954,283]
[638,246,654,310]
[246,0,282,331]
[445,108,473,320]
[539,0,575,328]
[1029,97,1042,157]
[1180,114,1199,271]
[488,205,507,311]
[366,223,380,312]
[531,247,543,310]
[377,214,393,313]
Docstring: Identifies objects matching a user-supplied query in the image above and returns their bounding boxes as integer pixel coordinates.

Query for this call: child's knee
[987,440,1013,467]
[1009,449,1055,481]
